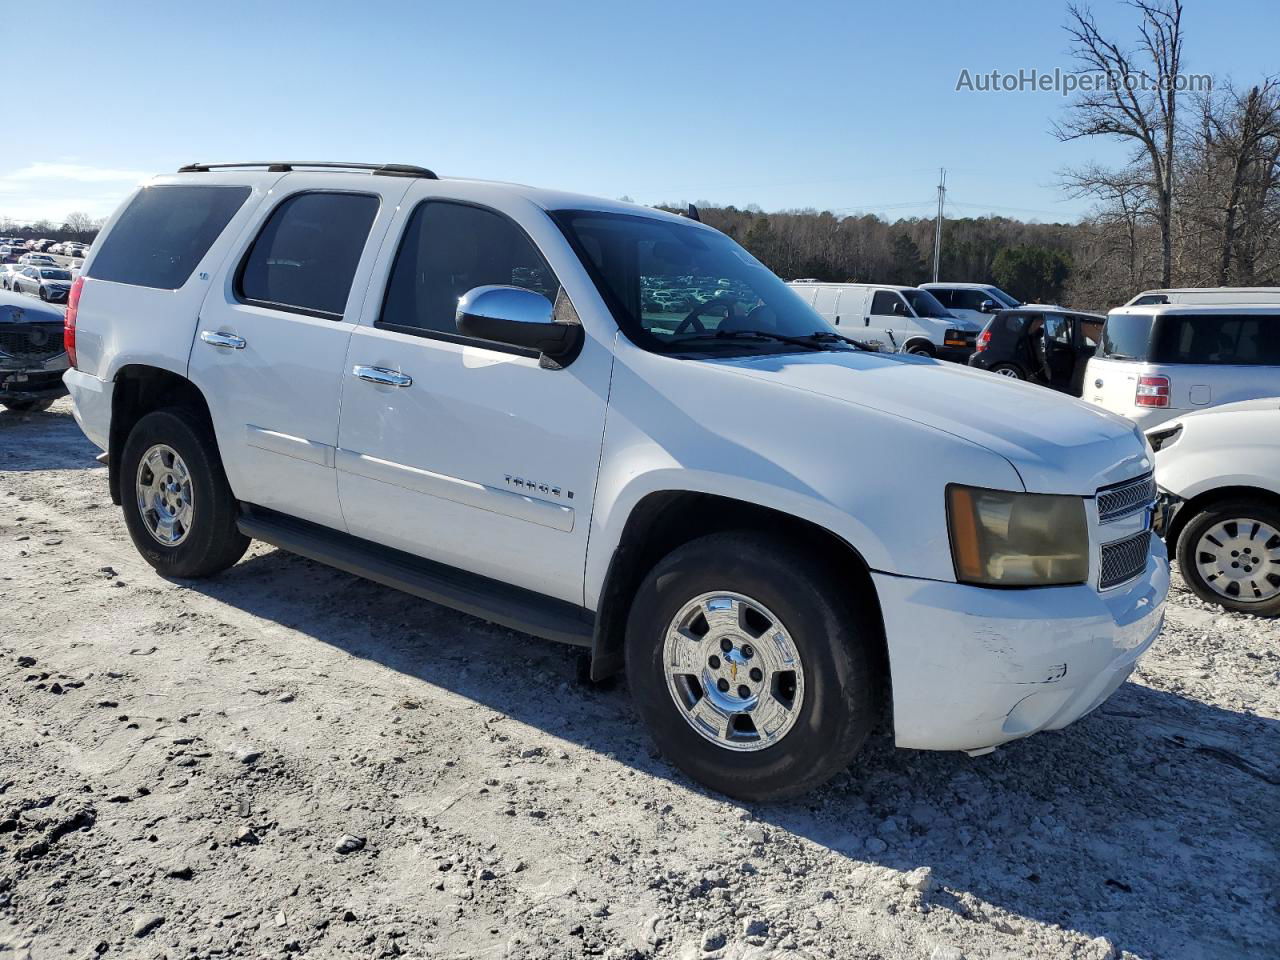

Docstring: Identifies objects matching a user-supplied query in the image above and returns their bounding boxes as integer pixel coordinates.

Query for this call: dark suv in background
[969,308,1104,396]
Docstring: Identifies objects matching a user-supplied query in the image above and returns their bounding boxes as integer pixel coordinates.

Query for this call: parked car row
[0,236,91,258]
[1,264,74,302]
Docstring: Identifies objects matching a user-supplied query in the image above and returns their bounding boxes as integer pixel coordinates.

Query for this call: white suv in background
[1084,304,1280,429]
[1125,287,1280,306]
[64,161,1167,799]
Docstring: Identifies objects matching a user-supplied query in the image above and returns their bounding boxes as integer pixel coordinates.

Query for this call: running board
[237,507,594,648]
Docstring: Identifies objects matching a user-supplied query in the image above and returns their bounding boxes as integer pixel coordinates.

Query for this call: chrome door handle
[353,365,412,388]
[200,330,246,350]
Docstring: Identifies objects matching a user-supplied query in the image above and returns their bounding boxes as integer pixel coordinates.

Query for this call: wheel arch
[588,490,888,692]
[108,365,215,505]
[901,337,936,356]
[1166,484,1280,560]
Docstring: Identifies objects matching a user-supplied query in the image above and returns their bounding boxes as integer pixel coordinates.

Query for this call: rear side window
[996,312,1028,335]
[1100,314,1154,360]
[1152,314,1280,365]
[88,185,250,290]
[379,201,559,338]
[238,192,379,319]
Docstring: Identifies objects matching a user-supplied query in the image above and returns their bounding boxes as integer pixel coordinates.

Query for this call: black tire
[2,398,54,413]
[38,288,48,302]
[120,408,248,579]
[1175,498,1280,617]
[904,342,935,357]
[625,531,882,800]
[990,363,1025,380]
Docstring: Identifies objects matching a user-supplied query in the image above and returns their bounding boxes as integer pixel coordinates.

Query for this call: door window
[238,192,380,319]
[870,291,904,316]
[1044,314,1072,345]
[1152,314,1280,365]
[379,201,559,341]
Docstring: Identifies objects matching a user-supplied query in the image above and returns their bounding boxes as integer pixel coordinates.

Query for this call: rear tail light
[1135,374,1169,408]
[64,276,84,368]
[975,330,992,353]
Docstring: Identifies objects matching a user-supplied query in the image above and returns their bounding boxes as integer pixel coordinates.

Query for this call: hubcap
[1194,517,1280,603]
[663,592,805,752]
[995,366,1020,378]
[135,444,194,546]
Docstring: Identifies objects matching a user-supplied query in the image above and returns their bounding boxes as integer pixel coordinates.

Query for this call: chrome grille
[1097,473,1156,523]
[1099,530,1152,589]
[0,325,65,362]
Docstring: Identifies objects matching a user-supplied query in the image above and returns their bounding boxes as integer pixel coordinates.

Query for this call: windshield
[986,286,1022,308]
[552,210,841,353]
[40,269,71,280]
[1100,313,1154,360]
[901,289,953,319]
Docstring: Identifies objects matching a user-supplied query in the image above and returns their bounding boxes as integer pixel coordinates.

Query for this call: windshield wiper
[798,331,877,352]
[676,330,829,351]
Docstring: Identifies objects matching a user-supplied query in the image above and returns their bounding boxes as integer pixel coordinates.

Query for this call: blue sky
[3,0,1276,225]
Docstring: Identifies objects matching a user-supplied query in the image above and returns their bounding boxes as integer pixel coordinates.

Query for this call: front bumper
[0,366,69,402]
[1152,488,1184,538]
[873,544,1169,752]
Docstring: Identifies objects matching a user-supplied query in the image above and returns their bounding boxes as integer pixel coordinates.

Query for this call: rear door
[811,286,842,326]
[189,175,413,530]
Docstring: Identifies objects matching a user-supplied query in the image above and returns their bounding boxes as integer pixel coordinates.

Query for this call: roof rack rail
[176,161,438,179]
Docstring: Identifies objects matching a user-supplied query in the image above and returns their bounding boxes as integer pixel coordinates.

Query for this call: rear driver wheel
[120,408,249,578]
[625,531,882,800]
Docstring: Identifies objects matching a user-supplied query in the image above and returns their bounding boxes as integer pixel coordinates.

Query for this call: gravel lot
[1,400,1277,960]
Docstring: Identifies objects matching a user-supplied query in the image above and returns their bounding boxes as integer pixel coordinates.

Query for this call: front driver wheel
[625,531,882,800]
[120,408,249,578]
[1176,498,1280,616]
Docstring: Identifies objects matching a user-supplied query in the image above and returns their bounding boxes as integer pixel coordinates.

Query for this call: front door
[336,194,613,605]
[189,175,412,530]
[1041,313,1077,392]
[866,289,906,352]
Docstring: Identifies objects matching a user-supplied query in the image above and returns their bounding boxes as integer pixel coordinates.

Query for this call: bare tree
[1057,0,1184,286]
[1203,80,1280,283]
[63,211,97,240]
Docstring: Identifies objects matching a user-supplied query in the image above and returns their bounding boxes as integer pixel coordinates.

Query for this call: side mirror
[456,285,583,365]
[979,299,999,313]
[891,300,906,316]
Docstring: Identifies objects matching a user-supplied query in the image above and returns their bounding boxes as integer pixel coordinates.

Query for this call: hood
[714,349,1151,495]
[1162,396,1280,426]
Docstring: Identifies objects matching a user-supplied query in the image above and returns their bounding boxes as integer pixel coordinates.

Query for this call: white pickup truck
[62,161,1168,799]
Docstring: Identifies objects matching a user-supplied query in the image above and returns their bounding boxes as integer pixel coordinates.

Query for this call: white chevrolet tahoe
[63,162,1169,799]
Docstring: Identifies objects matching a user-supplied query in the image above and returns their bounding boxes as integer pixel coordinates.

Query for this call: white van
[1125,287,1280,307]
[921,282,1021,325]
[788,282,979,360]
[1084,304,1280,428]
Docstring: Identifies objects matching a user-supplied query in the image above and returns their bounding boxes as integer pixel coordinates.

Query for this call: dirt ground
[1,399,1277,960]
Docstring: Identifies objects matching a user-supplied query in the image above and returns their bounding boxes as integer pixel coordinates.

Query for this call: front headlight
[947,485,1089,586]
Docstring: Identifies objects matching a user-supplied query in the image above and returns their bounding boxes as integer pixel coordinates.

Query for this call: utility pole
[931,167,946,283]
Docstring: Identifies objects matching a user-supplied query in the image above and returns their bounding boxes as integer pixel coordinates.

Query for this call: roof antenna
[685,203,701,222]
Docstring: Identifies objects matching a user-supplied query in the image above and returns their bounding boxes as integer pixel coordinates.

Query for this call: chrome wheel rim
[995,366,1021,378]
[663,591,805,752]
[135,444,194,546]
[1194,517,1280,603]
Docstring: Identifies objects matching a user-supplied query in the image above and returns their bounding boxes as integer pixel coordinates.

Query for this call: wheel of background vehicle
[2,398,54,413]
[38,288,48,301]
[120,408,249,579]
[1175,497,1280,617]
[625,531,881,800]
[991,363,1024,380]
[904,342,935,356]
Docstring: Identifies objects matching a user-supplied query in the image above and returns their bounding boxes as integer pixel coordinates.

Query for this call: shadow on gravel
[182,545,1280,959]
[0,404,99,473]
